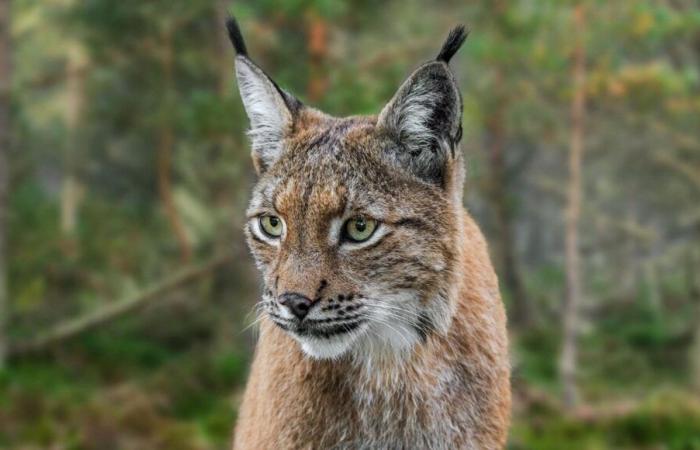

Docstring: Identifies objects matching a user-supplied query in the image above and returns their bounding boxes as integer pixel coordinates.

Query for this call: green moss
[511,390,700,450]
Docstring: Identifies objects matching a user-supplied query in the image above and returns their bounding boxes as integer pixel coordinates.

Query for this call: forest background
[1,0,699,448]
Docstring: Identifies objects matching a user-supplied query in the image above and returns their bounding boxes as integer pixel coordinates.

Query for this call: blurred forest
[1,0,700,449]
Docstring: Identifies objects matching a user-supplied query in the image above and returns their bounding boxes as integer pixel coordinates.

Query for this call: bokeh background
[1,0,699,449]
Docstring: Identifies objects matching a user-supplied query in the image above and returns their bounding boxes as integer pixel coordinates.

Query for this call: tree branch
[653,152,700,191]
[9,253,233,357]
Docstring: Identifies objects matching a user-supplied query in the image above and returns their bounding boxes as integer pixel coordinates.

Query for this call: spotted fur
[227,16,510,449]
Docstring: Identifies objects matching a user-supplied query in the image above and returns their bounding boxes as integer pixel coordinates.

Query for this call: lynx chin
[227,16,510,450]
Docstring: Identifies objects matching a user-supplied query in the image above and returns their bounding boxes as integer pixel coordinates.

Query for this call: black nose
[278,293,314,320]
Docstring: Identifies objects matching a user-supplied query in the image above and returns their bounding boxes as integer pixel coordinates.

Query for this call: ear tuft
[378,61,462,183]
[235,57,295,173]
[225,16,248,57]
[378,26,468,184]
[436,25,468,64]
[228,17,302,175]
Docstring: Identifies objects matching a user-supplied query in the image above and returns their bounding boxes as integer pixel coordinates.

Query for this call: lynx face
[230,21,469,359]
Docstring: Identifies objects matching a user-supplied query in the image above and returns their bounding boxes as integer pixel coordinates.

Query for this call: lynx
[227,16,510,450]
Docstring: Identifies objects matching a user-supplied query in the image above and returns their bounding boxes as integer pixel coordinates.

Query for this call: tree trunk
[60,43,87,252]
[486,71,532,328]
[560,4,587,409]
[215,0,232,97]
[485,0,532,328]
[0,0,10,370]
[692,307,700,394]
[306,11,328,103]
[158,29,192,263]
[688,232,700,394]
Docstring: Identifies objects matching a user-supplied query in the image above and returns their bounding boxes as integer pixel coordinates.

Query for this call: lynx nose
[278,292,314,320]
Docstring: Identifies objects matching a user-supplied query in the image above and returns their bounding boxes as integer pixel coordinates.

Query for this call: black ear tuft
[436,25,468,63]
[226,16,248,57]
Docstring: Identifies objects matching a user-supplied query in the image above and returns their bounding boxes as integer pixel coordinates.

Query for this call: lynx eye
[259,215,283,238]
[343,217,377,243]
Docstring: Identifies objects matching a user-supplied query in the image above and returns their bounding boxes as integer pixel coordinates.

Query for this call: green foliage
[516,326,561,387]
[511,390,700,450]
[0,340,248,448]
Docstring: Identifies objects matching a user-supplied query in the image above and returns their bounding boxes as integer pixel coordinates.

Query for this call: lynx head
[228,18,468,359]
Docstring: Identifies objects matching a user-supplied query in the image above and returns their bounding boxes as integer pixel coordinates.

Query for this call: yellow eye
[259,215,283,237]
[344,217,377,243]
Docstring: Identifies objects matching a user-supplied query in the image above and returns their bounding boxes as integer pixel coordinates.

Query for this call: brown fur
[228,21,510,449]
[234,209,510,449]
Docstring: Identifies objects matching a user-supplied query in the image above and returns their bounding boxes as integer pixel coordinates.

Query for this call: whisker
[368,314,414,349]
[239,308,267,335]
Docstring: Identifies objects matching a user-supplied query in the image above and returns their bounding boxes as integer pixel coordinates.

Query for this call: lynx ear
[226,18,302,174]
[378,26,467,184]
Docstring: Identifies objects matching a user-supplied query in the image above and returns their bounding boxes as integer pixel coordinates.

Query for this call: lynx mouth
[270,313,367,338]
[296,320,367,338]
[267,312,369,358]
